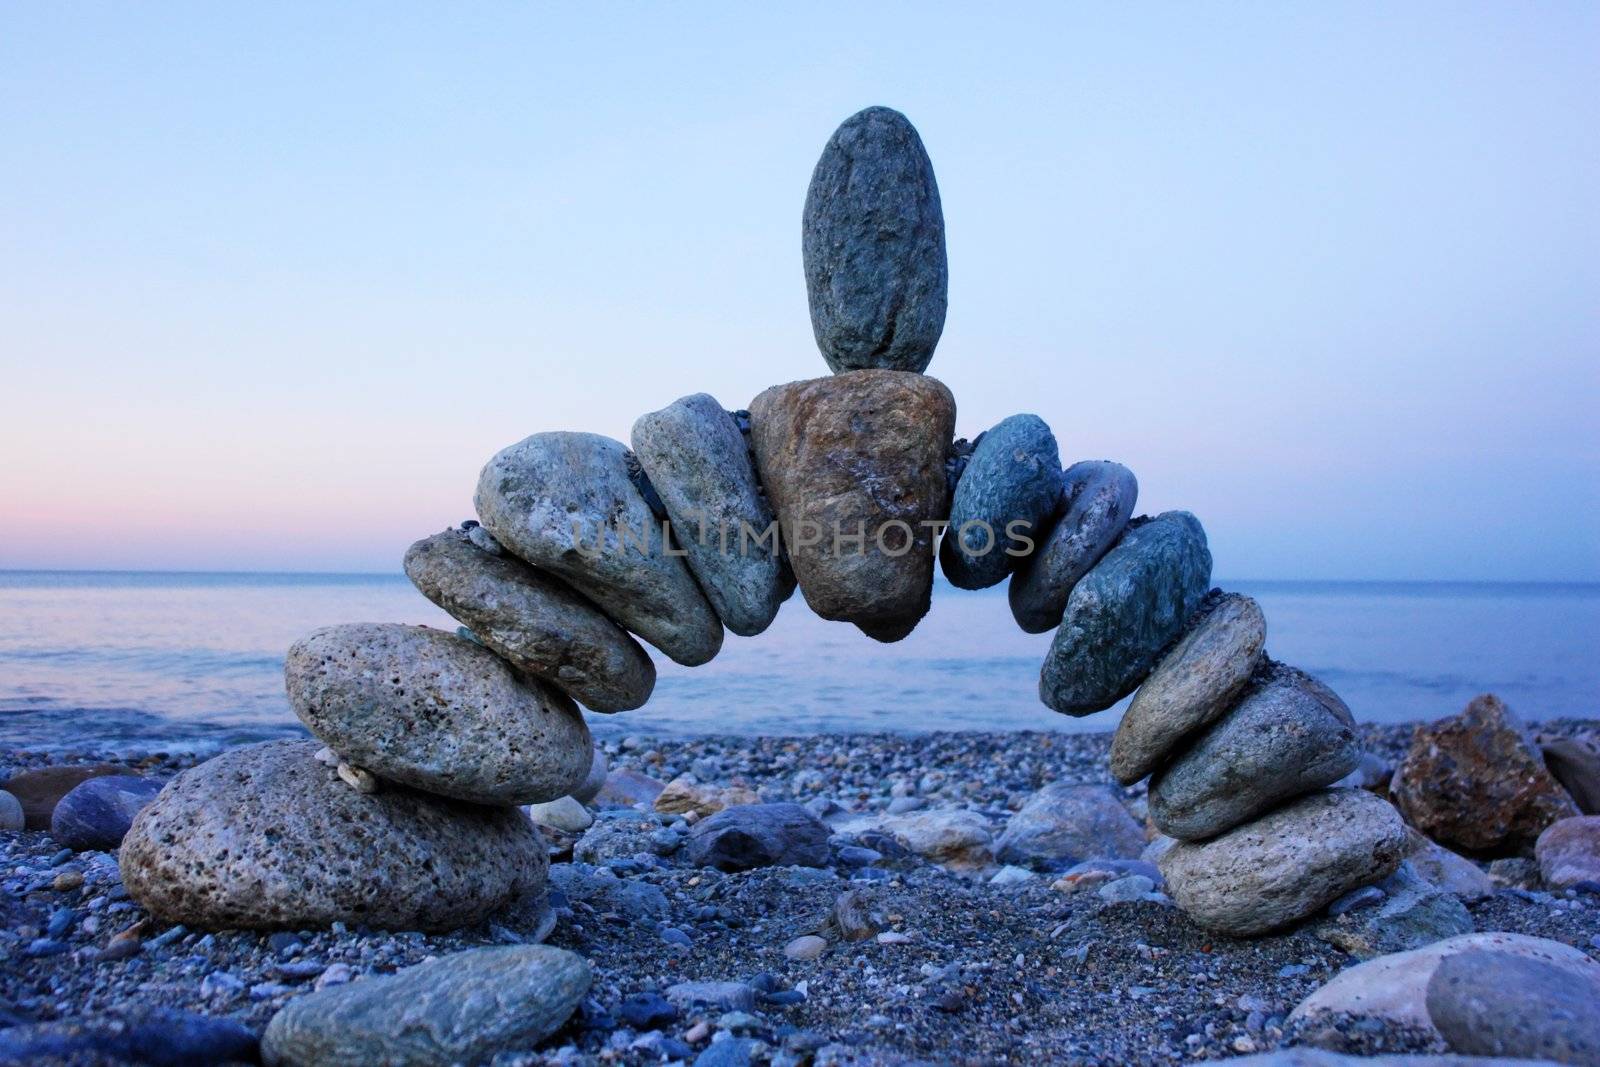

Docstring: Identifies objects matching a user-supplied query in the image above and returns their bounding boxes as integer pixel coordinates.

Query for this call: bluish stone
[49,774,165,851]
[940,415,1062,590]
[618,991,678,1029]
[803,107,946,374]
[1039,511,1213,715]
[1010,461,1138,633]
[0,1010,257,1066]
[695,1036,760,1067]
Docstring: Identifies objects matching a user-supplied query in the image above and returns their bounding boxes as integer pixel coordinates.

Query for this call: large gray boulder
[631,393,793,636]
[404,528,654,712]
[121,740,546,931]
[940,414,1061,590]
[475,431,723,666]
[803,106,946,374]
[1009,460,1138,634]
[1110,592,1266,784]
[1039,511,1213,715]
[1159,788,1408,937]
[992,782,1146,868]
[1426,949,1600,1065]
[286,624,592,806]
[749,370,954,642]
[1149,662,1361,840]
[261,945,590,1066]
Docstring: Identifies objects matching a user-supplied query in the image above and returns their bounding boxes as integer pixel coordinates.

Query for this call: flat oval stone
[1009,461,1138,633]
[50,775,165,851]
[1039,511,1212,715]
[940,414,1062,590]
[1111,592,1267,784]
[631,393,794,636]
[0,790,23,831]
[261,945,591,1067]
[475,431,723,666]
[121,739,546,931]
[404,528,654,712]
[803,106,947,374]
[1158,788,1408,937]
[749,370,955,642]
[1426,949,1600,1064]
[286,623,592,806]
[1149,661,1360,840]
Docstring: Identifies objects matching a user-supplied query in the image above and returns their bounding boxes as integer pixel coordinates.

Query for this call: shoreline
[2,720,1598,1064]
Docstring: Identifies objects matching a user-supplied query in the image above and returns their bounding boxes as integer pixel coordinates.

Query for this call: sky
[2,4,1596,580]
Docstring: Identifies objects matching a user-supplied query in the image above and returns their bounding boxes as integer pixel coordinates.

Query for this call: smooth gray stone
[261,945,590,1067]
[286,623,592,806]
[1148,661,1361,840]
[940,414,1062,590]
[992,783,1146,868]
[1010,461,1138,633]
[686,803,831,871]
[0,1009,258,1067]
[1426,949,1600,1065]
[802,106,947,374]
[1159,788,1408,937]
[121,740,546,931]
[1039,511,1212,715]
[475,431,723,666]
[1315,862,1473,960]
[50,775,165,851]
[404,528,654,712]
[631,393,793,636]
[1111,592,1267,784]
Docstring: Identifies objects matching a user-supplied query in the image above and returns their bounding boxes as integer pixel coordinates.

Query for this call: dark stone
[694,1037,760,1067]
[1538,732,1600,813]
[1,765,124,831]
[0,1009,258,1066]
[1039,512,1213,715]
[803,106,946,374]
[618,992,678,1029]
[940,414,1062,590]
[1426,949,1600,1063]
[1009,461,1139,634]
[686,803,831,871]
[50,776,165,852]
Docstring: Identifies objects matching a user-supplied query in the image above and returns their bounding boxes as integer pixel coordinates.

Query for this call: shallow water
[0,571,1594,753]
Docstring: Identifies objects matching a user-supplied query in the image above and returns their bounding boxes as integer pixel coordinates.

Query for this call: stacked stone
[119,104,1389,941]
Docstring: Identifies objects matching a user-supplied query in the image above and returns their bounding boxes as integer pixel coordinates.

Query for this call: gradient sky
[3,4,1597,579]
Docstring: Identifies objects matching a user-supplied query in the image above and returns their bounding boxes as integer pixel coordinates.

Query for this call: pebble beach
[3,721,1598,1066]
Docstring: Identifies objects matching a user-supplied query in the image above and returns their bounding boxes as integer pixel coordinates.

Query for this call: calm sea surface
[0,571,1595,753]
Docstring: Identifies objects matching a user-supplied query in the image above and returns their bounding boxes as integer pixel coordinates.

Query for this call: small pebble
[785,935,827,961]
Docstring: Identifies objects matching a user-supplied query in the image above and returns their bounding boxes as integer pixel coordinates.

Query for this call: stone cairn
[119,105,1407,939]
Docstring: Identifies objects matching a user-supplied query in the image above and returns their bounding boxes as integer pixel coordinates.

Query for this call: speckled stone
[940,414,1061,590]
[0,790,25,831]
[475,431,723,666]
[631,393,793,636]
[1039,511,1212,715]
[992,783,1146,868]
[749,370,954,642]
[261,945,590,1066]
[1159,788,1408,937]
[121,739,546,931]
[803,107,946,374]
[404,528,654,712]
[1149,661,1361,840]
[1111,593,1267,784]
[1425,948,1600,1064]
[1009,461,1138,634]
[49,775,165,851]
[286,623,592,806]
[1535,815,1600,888]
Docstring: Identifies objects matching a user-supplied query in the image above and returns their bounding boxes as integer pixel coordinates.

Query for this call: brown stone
[1,765,124,830]
[1535,815,1600,888]
[1389,694,1579,856]
[653,777,760,819]
[748,370,954,642]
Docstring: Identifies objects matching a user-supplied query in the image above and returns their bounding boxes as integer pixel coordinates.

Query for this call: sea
[0,571,1595,754]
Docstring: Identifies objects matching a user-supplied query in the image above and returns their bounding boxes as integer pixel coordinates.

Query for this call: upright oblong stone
[404,529,655,712]
[1110,592,1267,784]
[940,414,1061,590]
[631,393,794,637]
[121,740,546,932]
[286,624,593,806]
[749,370,955,642]
[1009,461,1138,633]
[475,431,723,666]
[803,107,947,374]
[1148,661,1361,840]
[1039,511,1213,715]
